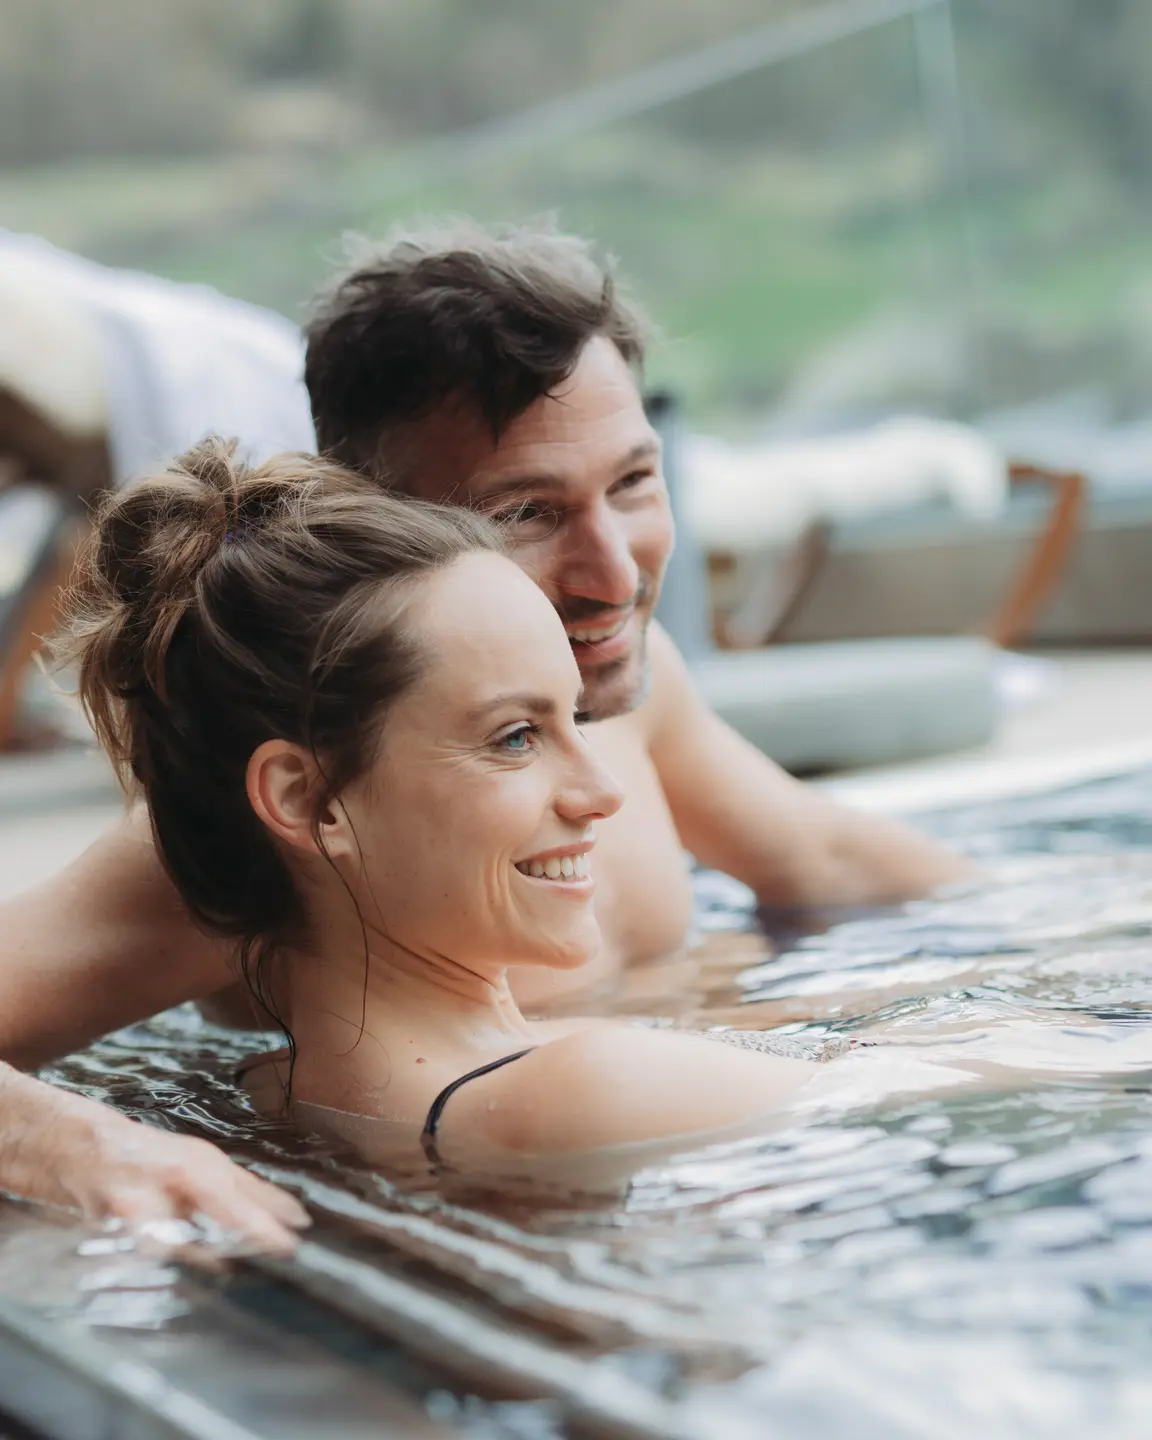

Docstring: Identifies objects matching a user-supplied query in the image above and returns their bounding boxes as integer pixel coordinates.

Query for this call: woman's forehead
[409,553,578,702]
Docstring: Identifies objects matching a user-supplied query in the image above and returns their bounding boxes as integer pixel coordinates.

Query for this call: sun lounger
[0,487,82,751]
[0,232,316,752]
[651,395,1002,772]
[685,416,1087,651]
[727,467,1149,647]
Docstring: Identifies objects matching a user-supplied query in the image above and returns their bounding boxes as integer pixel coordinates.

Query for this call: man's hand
[0,1063,308,1253]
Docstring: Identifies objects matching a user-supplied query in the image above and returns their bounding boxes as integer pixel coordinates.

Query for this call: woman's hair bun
[95,435,302,609]
[58,435,319,778]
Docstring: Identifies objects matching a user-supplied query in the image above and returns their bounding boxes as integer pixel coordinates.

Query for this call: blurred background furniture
[0,488,83,752]
[707,457,1088,651]
[0,234,316,753]
[652,393,1005,772]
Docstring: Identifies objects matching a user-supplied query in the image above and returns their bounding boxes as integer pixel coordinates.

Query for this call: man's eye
[491,500,551,527]
[613,470,654,494]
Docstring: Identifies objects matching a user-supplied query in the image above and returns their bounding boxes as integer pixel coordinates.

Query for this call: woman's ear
[246,740,355,860]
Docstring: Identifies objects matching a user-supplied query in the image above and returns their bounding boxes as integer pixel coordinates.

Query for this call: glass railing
[5,0,1152,449]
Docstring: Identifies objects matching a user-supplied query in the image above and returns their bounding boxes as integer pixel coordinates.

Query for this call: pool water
[38,765,1152,1439]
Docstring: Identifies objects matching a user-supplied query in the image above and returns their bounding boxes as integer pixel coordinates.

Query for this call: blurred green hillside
[3,0,1152,427]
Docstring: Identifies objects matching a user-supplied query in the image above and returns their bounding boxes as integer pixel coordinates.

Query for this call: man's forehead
[394,338,655,498]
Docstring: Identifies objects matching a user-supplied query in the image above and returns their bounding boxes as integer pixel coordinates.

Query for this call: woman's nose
[558,745,625,824]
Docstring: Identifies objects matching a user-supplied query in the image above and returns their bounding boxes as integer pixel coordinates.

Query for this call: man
[298,221,966,1001]
[0,220,967,1239]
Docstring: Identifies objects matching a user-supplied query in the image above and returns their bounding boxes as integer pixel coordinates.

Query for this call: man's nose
[556,507,640,608]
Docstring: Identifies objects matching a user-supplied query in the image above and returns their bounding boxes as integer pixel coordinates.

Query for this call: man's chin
[575,646,650,721]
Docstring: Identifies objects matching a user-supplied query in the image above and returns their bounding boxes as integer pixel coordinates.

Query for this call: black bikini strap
[421,1048,535,1169]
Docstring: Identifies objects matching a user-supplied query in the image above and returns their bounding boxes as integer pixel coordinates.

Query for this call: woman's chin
[520,923,602,972]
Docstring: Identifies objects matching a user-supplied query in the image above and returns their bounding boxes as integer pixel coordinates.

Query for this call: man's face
[394,337,675,719]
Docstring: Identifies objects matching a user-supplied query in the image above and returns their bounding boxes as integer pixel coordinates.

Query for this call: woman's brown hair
[57,437,500,1014]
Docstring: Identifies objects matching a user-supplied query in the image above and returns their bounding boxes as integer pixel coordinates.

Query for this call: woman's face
[336,552,625,972]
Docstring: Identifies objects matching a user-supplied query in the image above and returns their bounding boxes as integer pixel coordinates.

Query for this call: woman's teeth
[517,853,591,881]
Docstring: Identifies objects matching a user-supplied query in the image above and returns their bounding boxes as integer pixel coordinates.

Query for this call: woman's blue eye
[501,725,535,752]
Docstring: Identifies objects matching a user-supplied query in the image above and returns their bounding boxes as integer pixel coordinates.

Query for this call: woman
[60,441,1152,1180]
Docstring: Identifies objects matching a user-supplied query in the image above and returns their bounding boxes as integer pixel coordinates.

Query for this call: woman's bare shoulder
[475,1024,817,1155]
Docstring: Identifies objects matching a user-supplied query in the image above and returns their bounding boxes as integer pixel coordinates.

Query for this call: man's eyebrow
[466,692,558,723]
[470,437,662,499]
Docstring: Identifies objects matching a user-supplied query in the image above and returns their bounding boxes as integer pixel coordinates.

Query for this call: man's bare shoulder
[0,805,235,1068]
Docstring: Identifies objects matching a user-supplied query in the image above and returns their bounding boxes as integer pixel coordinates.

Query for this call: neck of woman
[281,927,535,1115]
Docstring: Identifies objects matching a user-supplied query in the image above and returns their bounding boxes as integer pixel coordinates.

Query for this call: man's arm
[0,1060,308,1250]
[0,811,308,1247]
[645,624,972,906]
[0,807,234,1069]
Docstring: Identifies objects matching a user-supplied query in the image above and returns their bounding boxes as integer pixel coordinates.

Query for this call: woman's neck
[283,928,534,1112]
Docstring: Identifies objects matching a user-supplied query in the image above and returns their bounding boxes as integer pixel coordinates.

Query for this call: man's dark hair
[305,218,648,477]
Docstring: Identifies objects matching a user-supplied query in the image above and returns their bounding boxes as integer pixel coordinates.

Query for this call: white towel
[686,416,1007,552]
[0,230,316,486]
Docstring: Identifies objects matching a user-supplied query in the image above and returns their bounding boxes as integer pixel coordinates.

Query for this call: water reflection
[33,765,1152,1437]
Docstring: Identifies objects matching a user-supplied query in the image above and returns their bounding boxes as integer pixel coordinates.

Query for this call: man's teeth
[567,618,626,643]
[517,853,591,881]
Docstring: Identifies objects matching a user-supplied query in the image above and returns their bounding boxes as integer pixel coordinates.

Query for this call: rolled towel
[0,244,107,440]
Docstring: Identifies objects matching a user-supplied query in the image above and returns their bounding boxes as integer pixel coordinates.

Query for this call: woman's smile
[514,837,596,891]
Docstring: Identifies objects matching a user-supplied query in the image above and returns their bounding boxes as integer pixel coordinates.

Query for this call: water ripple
[27,763,1152,1437]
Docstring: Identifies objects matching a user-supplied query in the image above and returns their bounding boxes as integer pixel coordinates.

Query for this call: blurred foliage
[0,0,792,163]
[2,0,1152,425]
[2,0,1151,180]
[961,0,1152,191]
[0,0,250,163]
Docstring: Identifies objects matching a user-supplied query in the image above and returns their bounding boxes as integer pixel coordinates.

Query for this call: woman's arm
[472,1027,820,1155]
[0,808,235,1068]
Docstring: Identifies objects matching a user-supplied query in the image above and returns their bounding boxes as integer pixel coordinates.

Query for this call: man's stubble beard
[575,621,652,722]
[559,572,659,721]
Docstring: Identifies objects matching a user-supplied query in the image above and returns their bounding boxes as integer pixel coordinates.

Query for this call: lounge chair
[0,231,315,754]
[650,396,1011,773]
[719,460,1099,649]
[0,486,84,751]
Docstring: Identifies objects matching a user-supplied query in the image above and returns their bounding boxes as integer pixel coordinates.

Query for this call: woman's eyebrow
[466,693,557,723]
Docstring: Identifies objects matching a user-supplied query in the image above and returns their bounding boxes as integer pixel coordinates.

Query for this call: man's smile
[563,607,637,664]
